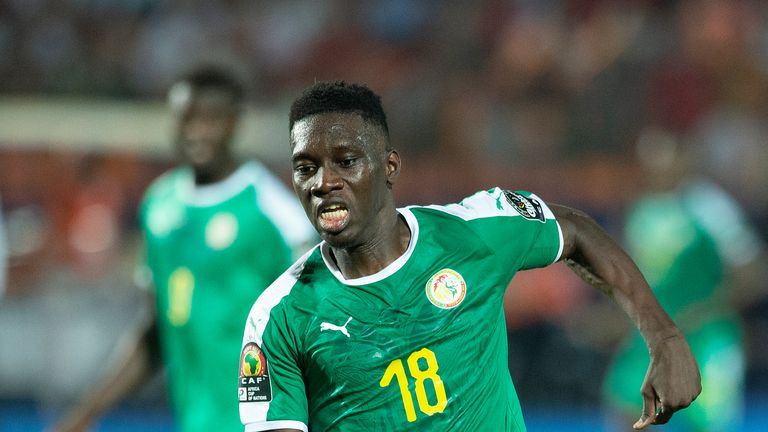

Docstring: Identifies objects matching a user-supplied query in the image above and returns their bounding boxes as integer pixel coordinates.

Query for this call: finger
[654,402,674,425]
[633,388,657,430]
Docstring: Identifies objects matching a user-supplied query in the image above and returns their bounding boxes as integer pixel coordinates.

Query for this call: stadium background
[0,0,767,430]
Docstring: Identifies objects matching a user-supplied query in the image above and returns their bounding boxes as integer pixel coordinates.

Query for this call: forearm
[556,206,679,347]
[553,204,700,427]
[54,318,160,430]
[569,256,679,345]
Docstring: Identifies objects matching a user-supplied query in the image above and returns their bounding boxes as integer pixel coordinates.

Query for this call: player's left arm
[551,204,701,430]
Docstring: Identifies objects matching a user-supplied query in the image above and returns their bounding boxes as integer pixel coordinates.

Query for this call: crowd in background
[1,0,767,425]
[2,0,767,208]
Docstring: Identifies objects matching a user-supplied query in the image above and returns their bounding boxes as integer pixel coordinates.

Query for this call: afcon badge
[426,268,467,309]
[240,342,267,377]
[239,342,272,402]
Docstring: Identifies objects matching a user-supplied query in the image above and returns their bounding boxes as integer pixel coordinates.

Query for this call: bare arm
[552,204,701,429]
[51,312,162,432]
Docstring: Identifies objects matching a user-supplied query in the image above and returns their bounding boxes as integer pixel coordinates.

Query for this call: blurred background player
[52,66,315,432]
[601,127,767,431]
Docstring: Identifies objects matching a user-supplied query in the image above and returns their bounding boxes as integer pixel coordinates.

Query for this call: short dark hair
[172,65,245,105]
[289,81,389,137]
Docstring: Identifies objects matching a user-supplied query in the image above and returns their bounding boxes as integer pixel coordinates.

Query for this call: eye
[293,163,316,176]
[339,157,358,168]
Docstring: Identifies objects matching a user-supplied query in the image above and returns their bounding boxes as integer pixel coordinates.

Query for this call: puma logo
[320,316,353,338]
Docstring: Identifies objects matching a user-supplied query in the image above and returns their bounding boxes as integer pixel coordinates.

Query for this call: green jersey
[239,188,563,432]
[140,161,315,432]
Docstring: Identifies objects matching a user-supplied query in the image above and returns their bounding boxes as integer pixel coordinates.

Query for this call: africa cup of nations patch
[503,190,545,222]
[426,269,467,309]
[239,342,272,402]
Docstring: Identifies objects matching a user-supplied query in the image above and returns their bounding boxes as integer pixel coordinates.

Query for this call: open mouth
[318,204,350,233]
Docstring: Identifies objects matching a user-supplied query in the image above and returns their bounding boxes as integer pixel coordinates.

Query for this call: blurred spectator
[64,154,127,277]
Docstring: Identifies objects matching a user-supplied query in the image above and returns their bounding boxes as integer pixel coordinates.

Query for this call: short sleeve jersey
[140,161,315,432]
[239,188,563,432]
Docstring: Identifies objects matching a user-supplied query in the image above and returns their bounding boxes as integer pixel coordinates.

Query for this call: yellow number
[379,347,447,422]
[168,267,194,326]
[379,359,417,422]
[408,348,448,416]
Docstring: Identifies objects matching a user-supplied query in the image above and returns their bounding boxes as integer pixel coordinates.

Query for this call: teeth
[321,209,348,220]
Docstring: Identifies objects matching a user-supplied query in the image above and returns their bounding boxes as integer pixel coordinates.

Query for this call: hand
[633,333,701,429]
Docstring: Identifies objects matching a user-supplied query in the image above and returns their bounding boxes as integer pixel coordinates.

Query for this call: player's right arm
[552,203,701,429]
[50,309,162,432]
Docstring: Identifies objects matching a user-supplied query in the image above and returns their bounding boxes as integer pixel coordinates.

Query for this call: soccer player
[602,128,766,431]
[238,82,701,431]
[53,67,315,432]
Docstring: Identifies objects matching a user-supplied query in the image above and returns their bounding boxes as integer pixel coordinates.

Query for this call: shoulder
[681,179,763,263]
[139,167,190,232]
[242,161,292,199]
[244,161,317,246]
[410,187,554,223]
[141,167,188,208]
[244,246,321,342]
[245,161,302,212]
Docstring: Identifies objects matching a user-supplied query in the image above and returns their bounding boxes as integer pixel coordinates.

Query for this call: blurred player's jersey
[239,188,563,431]
[139,161,315,432]
[604,179,762,431]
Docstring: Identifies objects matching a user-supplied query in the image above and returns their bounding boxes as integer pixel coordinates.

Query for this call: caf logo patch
[426,268,467,309]
[239,342,272,402]
[503,191,545,222]
[240,342,267,377]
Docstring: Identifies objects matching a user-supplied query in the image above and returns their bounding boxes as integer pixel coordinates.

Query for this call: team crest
[239,342,272,402]
[503,190,545,222]
[426,269,467,309]
[205,212,238,250]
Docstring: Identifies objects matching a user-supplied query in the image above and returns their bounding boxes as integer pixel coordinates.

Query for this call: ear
[385,149,401,188]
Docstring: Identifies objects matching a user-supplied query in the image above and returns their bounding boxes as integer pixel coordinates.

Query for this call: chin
[320,230,358,249]
[190,157,215,169]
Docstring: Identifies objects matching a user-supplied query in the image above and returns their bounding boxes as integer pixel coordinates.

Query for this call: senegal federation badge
[206,212,238,250]
[426,268,467,309]
[239,342,272,402]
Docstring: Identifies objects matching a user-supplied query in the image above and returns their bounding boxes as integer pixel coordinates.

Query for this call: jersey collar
[178,161,261,207]
[320,208,419,286]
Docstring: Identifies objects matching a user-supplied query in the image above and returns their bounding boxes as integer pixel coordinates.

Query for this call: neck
[193,157,238,185]
[330,211,410,280]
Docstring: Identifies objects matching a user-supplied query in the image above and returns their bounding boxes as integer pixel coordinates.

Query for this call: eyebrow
[291,151,312,163]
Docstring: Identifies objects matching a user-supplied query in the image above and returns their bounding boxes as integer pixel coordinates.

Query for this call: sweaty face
[291,112,396,248]
[174,89,238,171]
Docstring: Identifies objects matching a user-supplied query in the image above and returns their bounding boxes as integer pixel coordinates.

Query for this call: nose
[310,166,343,197]
[184,117,217,142]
